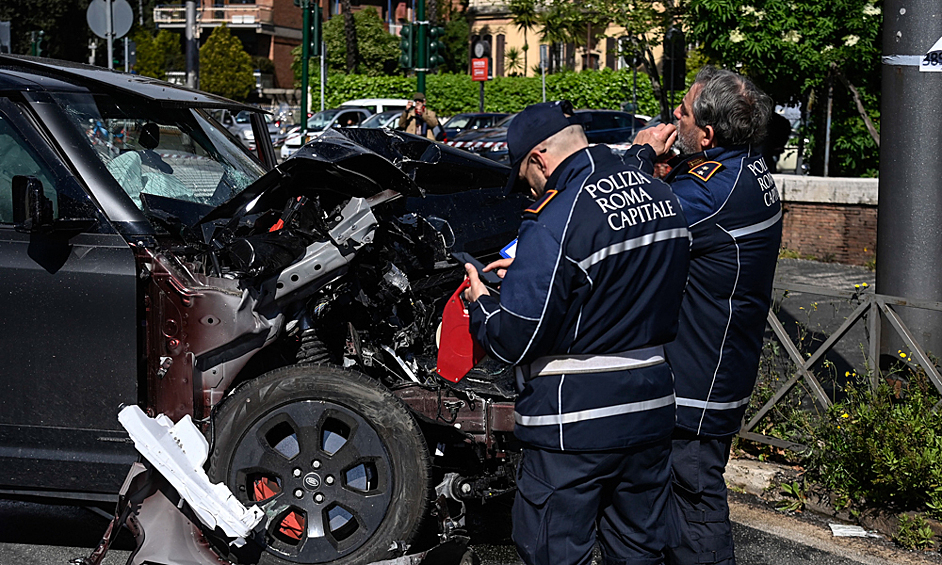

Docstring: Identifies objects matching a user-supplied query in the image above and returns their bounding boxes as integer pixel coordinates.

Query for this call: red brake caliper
[252,477,305,542]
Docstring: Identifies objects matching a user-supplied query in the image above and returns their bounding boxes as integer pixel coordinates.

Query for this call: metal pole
[823,77,832,177]
[416,0,427,93]
[138,0,144,26]
[320,40,326,111]
[795,95,807,174]
[185,0,198,88]
[877,0,942,357]
[106,0,114,70]
[124,37,129,72]
[632,59,637,137]
[301,0,310,136]
[478,81,484,112]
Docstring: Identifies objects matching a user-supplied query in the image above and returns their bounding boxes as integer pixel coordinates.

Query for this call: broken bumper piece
[78,407,474,565]
[118,405,264,545]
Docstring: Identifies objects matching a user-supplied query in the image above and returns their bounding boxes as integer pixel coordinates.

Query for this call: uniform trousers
[665,430,735,565]
[512,438,673,565]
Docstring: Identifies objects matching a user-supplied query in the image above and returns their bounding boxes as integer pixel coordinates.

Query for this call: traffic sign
[87,0,134,40]
[471,58,488,81]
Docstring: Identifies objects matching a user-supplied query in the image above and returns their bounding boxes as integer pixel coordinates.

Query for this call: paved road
[3,492,940,565]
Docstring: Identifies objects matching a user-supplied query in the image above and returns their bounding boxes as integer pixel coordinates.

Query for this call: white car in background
[279,107,372,161]
[340,98,409,114]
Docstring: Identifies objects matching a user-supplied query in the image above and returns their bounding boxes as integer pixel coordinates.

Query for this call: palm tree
[538,0,584,71]
[340,0,359,73]
[505,46,523,76]
[508,0,539,75]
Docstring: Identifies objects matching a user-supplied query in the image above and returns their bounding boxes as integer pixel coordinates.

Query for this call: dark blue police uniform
[626,143,782,565]
[469,144,690,565]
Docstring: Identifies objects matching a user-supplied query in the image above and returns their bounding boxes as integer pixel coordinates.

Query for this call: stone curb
[726,457,942,544]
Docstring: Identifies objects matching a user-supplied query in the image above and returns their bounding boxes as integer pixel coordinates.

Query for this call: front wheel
[207,364,430,565]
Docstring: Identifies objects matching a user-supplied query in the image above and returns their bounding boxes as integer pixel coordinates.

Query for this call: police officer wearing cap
[463,100,690,565]
[629,67,783,565]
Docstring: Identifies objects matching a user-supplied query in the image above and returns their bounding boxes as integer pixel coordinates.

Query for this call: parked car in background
[340,98,409,114]
[280,106,372,160]
[214,109,282,152]
[356,109,401,130]
[448,110,647,163]
[436,112,509,142]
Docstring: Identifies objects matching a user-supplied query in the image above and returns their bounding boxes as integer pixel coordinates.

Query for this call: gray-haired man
[629,67,783,564]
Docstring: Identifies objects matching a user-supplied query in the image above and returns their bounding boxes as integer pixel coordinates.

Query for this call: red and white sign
[471,58,489,81]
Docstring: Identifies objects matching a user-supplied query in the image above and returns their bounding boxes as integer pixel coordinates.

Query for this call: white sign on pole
[921,35,942,72]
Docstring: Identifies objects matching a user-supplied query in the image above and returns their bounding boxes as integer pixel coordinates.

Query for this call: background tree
[320,8,399,76]
[0,0,92,61]
[508,0,538,75]
[340,0,360,73]
[686,0,882,175]
[199,25,255,101]
[442,16,470,74]
[538,0,586,71]
[132,28,184,80]
[595,0,684,122]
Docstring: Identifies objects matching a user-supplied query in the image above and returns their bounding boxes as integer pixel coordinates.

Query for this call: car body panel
[279,108,373,161]
[437,112,509,141]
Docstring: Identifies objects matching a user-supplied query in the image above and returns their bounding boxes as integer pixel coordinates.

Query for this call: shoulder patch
[688,161,725,182]
[687,157,707,168]
[524,189,559,216]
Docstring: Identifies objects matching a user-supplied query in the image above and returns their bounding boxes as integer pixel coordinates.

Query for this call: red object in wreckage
[436,278,486,383]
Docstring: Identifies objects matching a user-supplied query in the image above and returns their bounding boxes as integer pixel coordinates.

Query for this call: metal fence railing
[740,282,942,452]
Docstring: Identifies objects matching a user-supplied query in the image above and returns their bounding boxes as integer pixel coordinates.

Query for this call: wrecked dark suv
[0,55,529,565]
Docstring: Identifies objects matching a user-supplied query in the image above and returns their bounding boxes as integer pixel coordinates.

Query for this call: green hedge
[306,68,659,117]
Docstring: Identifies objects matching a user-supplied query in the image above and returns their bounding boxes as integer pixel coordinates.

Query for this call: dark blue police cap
[504,100,591,195]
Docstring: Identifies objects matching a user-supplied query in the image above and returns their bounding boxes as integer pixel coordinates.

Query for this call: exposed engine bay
[114,128,529,565]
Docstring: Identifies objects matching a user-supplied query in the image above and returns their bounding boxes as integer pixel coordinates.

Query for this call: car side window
[613,114,631,128]
[587,113,617,131]
[0,111,58,223]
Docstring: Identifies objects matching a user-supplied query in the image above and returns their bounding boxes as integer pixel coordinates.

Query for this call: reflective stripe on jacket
[626,144,783,437]
[468,145,690,451]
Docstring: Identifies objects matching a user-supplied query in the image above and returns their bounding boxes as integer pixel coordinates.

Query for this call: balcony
[467,0,508,16]
[153,4,274,29]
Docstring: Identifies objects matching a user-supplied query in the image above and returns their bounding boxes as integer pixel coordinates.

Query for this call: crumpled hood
[201,128,511,226]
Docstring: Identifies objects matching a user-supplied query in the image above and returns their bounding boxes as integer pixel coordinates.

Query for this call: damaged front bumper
[78,407,472,565]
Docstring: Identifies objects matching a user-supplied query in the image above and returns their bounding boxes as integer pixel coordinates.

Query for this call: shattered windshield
[51,92,266,210]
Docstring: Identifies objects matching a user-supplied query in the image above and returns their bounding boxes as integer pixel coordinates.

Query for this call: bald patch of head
[534,124,588,158]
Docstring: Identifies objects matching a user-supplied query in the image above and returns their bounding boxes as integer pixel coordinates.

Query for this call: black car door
[0,97,139,501]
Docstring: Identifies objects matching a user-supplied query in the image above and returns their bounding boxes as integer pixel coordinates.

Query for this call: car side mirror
[12,175,54,232]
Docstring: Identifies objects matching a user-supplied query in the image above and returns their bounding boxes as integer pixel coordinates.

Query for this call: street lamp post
[877,0,942,356]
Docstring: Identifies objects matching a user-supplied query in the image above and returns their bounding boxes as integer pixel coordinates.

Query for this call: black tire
[207,364,430,565]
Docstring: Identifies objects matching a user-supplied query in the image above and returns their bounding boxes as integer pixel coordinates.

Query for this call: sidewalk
[727,460,942,565]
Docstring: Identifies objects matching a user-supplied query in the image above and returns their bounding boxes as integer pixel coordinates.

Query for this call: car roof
[341,98,410,105]
[0,54,259,112]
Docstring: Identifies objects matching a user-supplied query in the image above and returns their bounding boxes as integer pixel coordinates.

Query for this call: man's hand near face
[633,123,678,157]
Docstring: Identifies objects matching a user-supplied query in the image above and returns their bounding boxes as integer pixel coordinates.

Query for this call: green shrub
[296,68,660,117]
[808,373,942,516]
[893,513,935,550]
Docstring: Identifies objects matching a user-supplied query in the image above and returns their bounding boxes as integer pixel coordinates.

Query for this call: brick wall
[775,175,878,266]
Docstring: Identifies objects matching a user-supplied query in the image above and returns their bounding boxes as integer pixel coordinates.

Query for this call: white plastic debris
[118,405,264,546]
[828,523,881,538]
